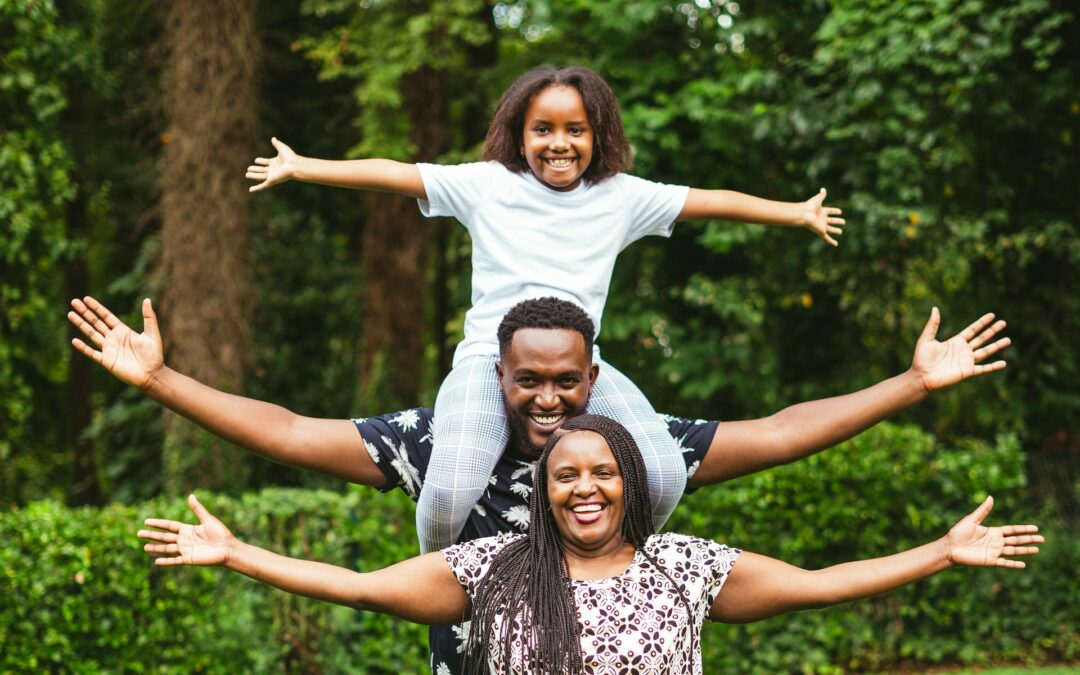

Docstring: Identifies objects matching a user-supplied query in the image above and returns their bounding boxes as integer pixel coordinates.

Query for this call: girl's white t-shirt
[417,161,689,366]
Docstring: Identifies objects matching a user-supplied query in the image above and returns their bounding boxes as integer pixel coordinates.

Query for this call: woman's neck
[562,536,638,581]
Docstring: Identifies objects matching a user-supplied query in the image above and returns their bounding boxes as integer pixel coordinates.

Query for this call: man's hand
[246,137,297,193]
[945,496,1042,569]
[68,296,164,390]
[139,494,235,567]
[801,188,846,246]
[911,308,1010,393]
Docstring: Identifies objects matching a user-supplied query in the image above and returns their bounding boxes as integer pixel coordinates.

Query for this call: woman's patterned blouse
[443,532,740,674]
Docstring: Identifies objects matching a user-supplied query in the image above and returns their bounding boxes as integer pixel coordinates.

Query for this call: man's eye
[559,378,579,387]
[517,378,537,387]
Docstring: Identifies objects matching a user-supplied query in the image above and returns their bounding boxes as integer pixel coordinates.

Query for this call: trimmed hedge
[2,422,1077,673]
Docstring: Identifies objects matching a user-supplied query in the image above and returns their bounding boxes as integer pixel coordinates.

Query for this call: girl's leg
[416,355,509,553]
[587,360,686,528]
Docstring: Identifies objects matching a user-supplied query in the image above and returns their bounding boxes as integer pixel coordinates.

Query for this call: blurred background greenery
[2,0,1077,671]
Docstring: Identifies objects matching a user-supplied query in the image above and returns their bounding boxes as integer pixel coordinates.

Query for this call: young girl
[246,66,845,554]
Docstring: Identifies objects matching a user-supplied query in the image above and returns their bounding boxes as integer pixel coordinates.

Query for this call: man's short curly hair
[496,297,595,358]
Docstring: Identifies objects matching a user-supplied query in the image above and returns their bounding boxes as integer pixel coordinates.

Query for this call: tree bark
[158,0,258,493]
[358,66,446,410]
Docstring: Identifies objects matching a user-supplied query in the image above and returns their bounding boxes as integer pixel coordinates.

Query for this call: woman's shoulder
[645,532,738,561]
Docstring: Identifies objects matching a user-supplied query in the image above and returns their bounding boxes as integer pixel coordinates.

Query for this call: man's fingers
[824,234,838,247]
[83,296,122,330]
[154,556,186,567]
[143,542,180,555]
[70,338,103,364]
[959,313,996,342]
[188,493,213,523]
[918,307,941,343]
[973,337,1011,361]
[966,495,994,525]
[1001,524,1039,536]
[138,529,177,543]
[971,360,1007,376]
[827,217,846,225]
[825,207,843,216]
[827,225,843,235]
[995,558,1026,569]
[142,298,160,341]
[969,319,1006,350]
[143,518,183,532]
[1003,533,1043,546]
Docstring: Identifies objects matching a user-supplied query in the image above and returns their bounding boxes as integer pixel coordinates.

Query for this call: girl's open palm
[911,308,1010,392]
[246,137,296,192]
[68,297,164,390]
[803,188,846,246]
[946,497,1042,569]
[139,494,234,567]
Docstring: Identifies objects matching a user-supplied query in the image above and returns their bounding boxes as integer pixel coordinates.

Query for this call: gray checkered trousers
[415,354,687,553]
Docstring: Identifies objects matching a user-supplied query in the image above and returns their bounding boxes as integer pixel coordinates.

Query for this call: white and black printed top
[351,407,720,675]
[442,532,740,674]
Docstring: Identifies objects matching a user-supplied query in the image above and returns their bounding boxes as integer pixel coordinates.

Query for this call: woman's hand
[246,137,297,192]
[139,494,235,567]
[68,297,164,391]
[800,188,845,246]
[946,496,1042,569]
[910,308,1010,393]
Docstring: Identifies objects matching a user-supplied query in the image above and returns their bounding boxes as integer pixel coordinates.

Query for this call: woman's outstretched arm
[139,495,468,625]
[245,137,426,198]
[710,496,1041,623]
[678,187,845,245]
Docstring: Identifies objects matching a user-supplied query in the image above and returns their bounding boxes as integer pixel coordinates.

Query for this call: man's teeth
[572,504,603,513]
[532,414,563,425]
[546,158,574,168]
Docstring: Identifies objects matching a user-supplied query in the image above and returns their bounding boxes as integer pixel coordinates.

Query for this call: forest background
[2,0,1078,672]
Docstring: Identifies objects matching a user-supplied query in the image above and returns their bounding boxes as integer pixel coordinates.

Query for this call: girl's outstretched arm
[139,494,468,625]
[678,187,845,246]
[710,496,1041,623]
[246,137,426,199]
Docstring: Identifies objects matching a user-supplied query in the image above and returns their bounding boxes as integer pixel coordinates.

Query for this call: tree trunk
[158,0,258,494]
[358,66,446,410]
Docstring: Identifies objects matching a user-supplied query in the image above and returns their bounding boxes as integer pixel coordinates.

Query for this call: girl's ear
[519,146,525,158]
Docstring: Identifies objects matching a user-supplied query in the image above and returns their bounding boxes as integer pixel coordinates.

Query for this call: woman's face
[546,430,625,553]
[520,85,595,191]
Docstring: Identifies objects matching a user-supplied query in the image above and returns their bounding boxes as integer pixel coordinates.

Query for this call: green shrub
[1,422,1076,673]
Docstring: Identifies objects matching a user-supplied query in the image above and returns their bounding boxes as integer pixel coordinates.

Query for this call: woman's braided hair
[462,414,693,674]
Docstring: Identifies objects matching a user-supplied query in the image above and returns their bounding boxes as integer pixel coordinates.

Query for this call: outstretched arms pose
[67,296,384,486]
[68,297,1008,491]
[140,495,1039,625]
[687,307,1009,488]
[245,138,844,244]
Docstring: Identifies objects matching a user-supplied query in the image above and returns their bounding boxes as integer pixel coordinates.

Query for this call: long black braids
[462,414,694,674]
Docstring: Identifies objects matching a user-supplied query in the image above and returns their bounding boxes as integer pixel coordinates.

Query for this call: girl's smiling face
[520,85,594,191]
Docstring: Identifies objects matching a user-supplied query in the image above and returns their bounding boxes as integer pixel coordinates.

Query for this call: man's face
[497,328,598,456]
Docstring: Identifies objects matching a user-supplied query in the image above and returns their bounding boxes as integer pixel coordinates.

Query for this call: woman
[139,415,1041,673]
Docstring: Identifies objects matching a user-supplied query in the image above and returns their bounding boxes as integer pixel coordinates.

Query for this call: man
[67,295,1009,672]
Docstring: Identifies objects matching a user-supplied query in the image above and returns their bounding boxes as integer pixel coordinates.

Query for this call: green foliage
[0,486,425,673]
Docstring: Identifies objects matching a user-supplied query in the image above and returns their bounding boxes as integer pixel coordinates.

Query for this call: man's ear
[495,360,505,385]
[588,362,599,387]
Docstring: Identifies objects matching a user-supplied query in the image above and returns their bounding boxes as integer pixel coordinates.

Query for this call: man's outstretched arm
[687,308,1010,488]
[68,296,386,487]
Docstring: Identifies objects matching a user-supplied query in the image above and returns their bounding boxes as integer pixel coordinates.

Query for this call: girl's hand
[801,188,845,246]
[68,297,164,391]
[139,494,235,567]
[911,308,1010,393]
[946,496,1042,569]
[246,137,297,193]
